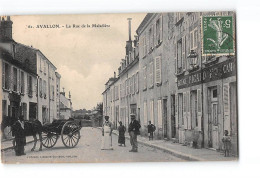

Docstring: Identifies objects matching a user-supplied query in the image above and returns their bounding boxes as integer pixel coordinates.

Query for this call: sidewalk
[1,136,35,152]
[110,129,238,161]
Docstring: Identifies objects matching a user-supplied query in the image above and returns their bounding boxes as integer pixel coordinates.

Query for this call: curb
[112,131,203,161]
[97,127,202,161]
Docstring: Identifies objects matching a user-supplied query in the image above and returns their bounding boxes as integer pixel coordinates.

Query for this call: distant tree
[96,103,103,116]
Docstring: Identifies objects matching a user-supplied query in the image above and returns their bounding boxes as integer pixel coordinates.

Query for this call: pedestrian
[222,130,231,157]
[12,116,26,156]
[147,121,156,141]
[117,121,126,147]
[101,116,113,150]
[128,113,141,152]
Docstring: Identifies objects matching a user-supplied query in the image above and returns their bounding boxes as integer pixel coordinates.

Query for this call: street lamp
[187,50,198,68]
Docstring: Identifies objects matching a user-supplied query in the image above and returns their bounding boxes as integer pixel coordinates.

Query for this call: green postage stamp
[202,16,235,55]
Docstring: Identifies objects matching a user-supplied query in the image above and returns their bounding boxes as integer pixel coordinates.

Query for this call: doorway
[163,99,168,138]
[208,87,219,149]
[171,95,176,138]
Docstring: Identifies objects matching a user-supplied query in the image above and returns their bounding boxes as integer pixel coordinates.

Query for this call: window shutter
[175,94,178,128]
[136,72,139,92]
[157,99,163,128]
[182,36,186,71]
[140,37,143,58]
[183,92,187,129]
[217,85,221,114]
[207,88,211,114]
[2,62,5,89]
[144,101,147,126]
[223,83,230,131]
[27,75,30,94]
[155,56,162,84]
[174,42,177,73]
[197,89,202,131]
[160,15,163,42]
[151,27,154,49]
[153,23,156,47]
[147,31,150,53]
[133,75,135,94]
[143,66,147,90]
[190,31,193,50]
[187,91,191,129]
[150,100,154,124]
[150,61,154,87]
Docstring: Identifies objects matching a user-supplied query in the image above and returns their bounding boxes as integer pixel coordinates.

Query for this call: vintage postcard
[0,12,238,164]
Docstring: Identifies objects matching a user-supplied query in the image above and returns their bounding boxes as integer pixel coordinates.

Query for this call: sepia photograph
[0,11,238,164]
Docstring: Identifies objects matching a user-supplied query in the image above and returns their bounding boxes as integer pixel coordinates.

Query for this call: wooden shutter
[182,36,186,71]
[223,83,230,131]
[150,100,154,124]
[157,99,163,128]
[155,56,162,84]
[160,15,163,42]
[2,62,5,89]
[197,89,202,131]
[151,26,154,49]
[183,92,187,129]
[136,72,139,92]
[153,23,156,47]
[174,42,177,73]
[144,101,147,125]
[143,66,147,89]
[187,91,191,129]
[175,94,179,128]
[27,74,30,94]
[150,61,154,87]
[147,31,150,53]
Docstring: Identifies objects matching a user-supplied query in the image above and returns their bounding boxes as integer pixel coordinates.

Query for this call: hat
[130,113,135,117]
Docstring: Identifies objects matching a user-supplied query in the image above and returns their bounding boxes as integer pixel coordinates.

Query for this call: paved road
[1,127,184,163]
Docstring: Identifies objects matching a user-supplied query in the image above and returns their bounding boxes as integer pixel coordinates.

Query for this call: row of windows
[39,56,55,80]
[140,15,163,59]
[2,62,33,96]
[143,56,162,90]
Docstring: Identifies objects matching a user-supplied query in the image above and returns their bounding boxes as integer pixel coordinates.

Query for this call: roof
[16,42,57,70]
[136,13,155,35]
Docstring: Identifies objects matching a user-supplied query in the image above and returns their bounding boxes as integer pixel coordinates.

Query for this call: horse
[1,116,43,151]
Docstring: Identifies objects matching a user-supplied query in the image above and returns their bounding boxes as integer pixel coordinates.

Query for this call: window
[213,88,218,98]
[43,80,47,98]
[13,67,18,92]
[149,27,153,51]
[143,66,147,90]
[149,61,154,88]
[20,71,24,93]
[178,93,184,126]
[2,63,10,90]
[157,99,163,128]
[190,27,198,50]
[155,56,162,84]
[177,39,183,72]
[28,75,33,96]
[136,72,139,93]
[52,85,55,100]
[150,100,154,124]
[155,15,163,45]
[39,78,42,97]
[144,101,148,125]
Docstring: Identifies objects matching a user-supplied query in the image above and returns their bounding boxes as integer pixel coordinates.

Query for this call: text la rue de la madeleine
[27,24,110,29]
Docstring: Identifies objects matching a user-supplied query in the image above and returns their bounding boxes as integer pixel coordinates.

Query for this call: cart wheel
[41,131,58,148]
[61,121,80,148]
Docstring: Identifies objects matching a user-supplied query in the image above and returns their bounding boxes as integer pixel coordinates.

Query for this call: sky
[11,13,146,110]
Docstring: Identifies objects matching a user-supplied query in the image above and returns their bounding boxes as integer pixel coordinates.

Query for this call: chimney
[69,91,71,99]
[114,72,116,78]
[0,16,13,41]
[125,18,133,56]
[127,18,132,41]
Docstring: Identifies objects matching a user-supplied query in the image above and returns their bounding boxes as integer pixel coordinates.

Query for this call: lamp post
[187,50,198,69]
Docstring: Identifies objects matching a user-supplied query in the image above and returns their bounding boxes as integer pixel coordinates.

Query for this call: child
[222,130,231,157]
[147,121,156,141]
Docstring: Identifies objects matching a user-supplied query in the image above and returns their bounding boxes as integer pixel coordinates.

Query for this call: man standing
[13,116,26,156]
[147,121,156,141]
[128,113,141,152]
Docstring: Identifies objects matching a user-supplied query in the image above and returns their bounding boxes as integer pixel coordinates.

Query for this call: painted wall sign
[177,58,236,89]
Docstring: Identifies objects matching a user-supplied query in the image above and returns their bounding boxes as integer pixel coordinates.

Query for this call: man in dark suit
[128,113,141,152]
[13,116,26,156]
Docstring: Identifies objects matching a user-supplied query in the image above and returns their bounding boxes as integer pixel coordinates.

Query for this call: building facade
[59,91,72,119]
[102,12,238,155]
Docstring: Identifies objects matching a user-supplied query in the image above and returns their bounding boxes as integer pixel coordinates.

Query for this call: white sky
[11,13,146,110]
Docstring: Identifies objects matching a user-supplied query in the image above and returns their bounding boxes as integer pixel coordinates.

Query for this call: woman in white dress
[101,116,113,150]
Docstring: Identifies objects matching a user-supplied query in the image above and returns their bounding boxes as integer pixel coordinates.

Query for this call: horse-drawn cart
[41,119,82,148]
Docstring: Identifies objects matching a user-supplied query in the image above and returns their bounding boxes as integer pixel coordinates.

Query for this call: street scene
[1,11,238,163]
[2,127,183,163]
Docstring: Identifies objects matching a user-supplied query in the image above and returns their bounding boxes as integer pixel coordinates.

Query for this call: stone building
[59,90,72,119]
[103,12,238,155]
[1,16,61,128]
[1,16,38,139]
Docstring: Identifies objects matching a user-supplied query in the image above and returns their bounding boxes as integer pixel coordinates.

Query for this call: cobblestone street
[1,127,184,163]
